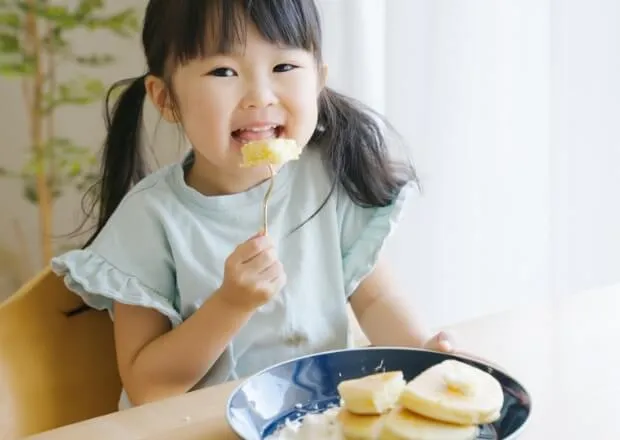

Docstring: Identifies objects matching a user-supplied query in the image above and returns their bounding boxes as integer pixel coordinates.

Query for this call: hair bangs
[248,0,322,55]
[168,0,322,68]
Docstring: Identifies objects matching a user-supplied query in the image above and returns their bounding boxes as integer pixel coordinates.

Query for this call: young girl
[52,0,456,410]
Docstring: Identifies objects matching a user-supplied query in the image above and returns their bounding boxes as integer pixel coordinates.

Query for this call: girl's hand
[424,331,505,370]
[423,331,455,353]
[217,232,286,311]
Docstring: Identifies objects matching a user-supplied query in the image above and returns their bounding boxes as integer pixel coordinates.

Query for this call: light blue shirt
[51,146,412,409]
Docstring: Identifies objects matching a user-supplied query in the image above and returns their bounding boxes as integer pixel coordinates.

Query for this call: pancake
[337,409,386,439]
[399,360,503,426]
[337,371,406,415]
[380,406,479,440]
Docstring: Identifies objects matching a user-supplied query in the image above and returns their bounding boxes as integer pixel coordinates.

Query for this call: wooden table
[26,285,620,439]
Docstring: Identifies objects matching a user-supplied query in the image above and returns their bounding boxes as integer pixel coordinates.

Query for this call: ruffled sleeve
[337,182,414,298]
[51,189,182,327]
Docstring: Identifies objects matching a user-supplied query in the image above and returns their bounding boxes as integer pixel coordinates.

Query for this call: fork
[262,164,275,235]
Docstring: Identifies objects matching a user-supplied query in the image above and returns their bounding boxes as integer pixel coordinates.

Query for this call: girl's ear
[318,63,328,92]
[144,75,177,123]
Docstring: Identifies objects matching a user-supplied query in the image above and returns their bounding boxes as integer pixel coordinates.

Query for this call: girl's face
[147,24,327,195]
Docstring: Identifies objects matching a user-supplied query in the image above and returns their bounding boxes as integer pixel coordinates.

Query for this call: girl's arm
[113,233,285,406]
[349,256,452,351]
[113,291,252,406]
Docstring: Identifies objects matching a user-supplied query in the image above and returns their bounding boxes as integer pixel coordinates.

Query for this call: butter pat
[443,361,477,396]
[241,138,302,167]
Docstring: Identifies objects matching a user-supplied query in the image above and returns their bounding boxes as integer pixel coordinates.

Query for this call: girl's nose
[241,82,278,109]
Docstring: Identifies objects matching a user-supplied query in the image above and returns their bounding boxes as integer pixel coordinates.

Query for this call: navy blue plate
[226,347,532,439]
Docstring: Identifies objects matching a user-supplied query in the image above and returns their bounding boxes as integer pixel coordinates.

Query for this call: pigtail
[286,87,417,237]
[311,87,417,209]
[82,76,149,247]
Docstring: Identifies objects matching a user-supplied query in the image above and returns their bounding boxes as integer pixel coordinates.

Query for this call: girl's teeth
[239,125,277,133]
[234,126,280,143]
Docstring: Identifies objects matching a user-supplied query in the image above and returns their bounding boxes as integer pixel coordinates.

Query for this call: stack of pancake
[336,360,504,440]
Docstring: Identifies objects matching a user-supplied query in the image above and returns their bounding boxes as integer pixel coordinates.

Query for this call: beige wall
[0,1,185,300]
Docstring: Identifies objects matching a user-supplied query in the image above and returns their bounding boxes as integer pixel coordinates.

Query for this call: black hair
[81,0,417,247]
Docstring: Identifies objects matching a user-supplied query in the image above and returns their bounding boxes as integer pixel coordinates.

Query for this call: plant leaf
[15,1,139,37]
[83,9,140,37]
[0,166,19,178]
[5,137,99,203]
[74,53,115,66]
[42,76,106,114]
[46,137,99,194]
[75,0,104,20]
[16,2,78,28]
[0,32,19,52]
[0,59,35,76]
[0,12,21,30]
[42,26,69,53]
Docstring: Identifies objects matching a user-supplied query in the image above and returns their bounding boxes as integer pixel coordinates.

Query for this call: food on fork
[379,406,479,440]
[398,360,504,426]
[337,371,406,415]
[239,138,302,235]
[240,138,302,167]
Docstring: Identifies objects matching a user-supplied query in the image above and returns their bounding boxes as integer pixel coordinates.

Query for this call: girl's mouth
[232,125,285,144]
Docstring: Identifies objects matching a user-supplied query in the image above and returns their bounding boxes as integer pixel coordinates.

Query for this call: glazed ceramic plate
[226,347,532,439]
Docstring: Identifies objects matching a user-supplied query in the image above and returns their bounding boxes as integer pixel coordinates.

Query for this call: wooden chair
[0,266,121,438]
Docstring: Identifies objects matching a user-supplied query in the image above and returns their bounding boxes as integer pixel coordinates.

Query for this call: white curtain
[319,0,620,328]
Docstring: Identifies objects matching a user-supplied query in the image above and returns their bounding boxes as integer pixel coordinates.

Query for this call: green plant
[0,0,139,267]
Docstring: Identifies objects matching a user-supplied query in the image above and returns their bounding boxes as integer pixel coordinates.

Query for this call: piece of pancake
[240,138,301,167]
[337,409,386,439]
[399,360,504,426]
[337,371,406,415]
[380,406,479,440]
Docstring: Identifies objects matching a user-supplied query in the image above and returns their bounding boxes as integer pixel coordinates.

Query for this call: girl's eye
[208,67,237,77]
[274,64,298,73]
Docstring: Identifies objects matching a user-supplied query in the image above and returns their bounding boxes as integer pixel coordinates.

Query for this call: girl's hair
[82,0,417,246]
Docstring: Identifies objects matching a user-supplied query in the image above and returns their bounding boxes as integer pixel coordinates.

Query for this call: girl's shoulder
[117,162,184,211]
[287,145,336,198]
[50,162,188,327]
